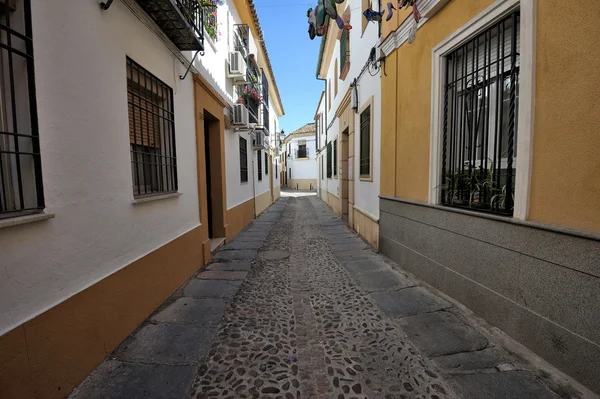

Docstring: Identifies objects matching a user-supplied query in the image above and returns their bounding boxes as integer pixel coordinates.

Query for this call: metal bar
[129,60,143,196]
[5,10,24,210]
[100,0,114,10]
[0,24,32,43]
[168,86,177,192]
[0,42,34,60]
[505,13,518,213]
[180,50,201,80]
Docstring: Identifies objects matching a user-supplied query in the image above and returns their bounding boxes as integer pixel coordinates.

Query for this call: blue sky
[253,1,324,135]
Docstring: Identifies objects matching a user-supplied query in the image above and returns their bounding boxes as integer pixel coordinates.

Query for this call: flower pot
[237,98,246,105]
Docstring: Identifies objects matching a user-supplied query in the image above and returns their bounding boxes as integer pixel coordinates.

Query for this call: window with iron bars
[239,136,248,183]
[257,150,262,181]
[127,57,177,198]
[360,106,371,177]
[441,12,520,216]
[333,139,337,176]
[326,142,332,178]
[0,0,45,219]
[265,153,268,175]
[297,140,307,159]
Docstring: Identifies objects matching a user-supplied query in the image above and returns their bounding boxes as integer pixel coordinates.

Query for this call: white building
[281,123,318,191]
[0,0,283,397]
[315,0,382,248]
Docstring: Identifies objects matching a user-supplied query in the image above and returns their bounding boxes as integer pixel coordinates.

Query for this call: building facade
[282,123,318,191]
[315,0,382,248]
[378,0,600,394]
[0,0,283,397]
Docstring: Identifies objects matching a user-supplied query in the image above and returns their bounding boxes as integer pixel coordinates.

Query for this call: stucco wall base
[327,191,341,215]
[0,226,206,399]
[226,198,255,242]
[379,197,600,394]
[288,179,317,191]
[352,207,379,249]
[255,190,273,216]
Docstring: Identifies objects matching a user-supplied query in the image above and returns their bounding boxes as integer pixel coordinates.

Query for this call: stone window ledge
[0,212,55,230]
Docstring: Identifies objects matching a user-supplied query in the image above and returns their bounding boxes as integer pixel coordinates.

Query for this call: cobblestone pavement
[71,191,585,399]
[190,193,451,399]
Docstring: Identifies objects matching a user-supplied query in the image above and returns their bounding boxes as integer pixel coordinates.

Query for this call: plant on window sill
[439,166,515,213]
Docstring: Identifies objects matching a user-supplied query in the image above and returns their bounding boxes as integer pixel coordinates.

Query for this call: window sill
[359,175,373,182]
[296,157,310,160]
[132,192,182,204]
[0,212,55,230]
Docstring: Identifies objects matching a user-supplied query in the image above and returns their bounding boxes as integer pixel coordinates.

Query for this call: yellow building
[378,0,600,394]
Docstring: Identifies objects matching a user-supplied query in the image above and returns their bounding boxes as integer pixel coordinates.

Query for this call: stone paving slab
[196,270,247,280]
[206,261,252,271]
[352,269,416,293]
[232,235,267,242]
[223,240,264,250]
[151,297,228,325]
[434,347,515,373]
[327,236,366,245]
[339,259,388,274]
[70,360,196,399]
[334,248,374,258]
[398,311,489,357]
[449,371,558,399]
[114,323,216,364]
[331,241,369,252]
[371,286,451,316]
[183,279,242,298]
[212,249,257,261]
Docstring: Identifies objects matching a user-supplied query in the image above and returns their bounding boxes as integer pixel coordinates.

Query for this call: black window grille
[326,142,332,178]
[0,0,44,219]
[297,142,307,158]
[265,153,268,175]
[127,57,177,197]
[203,3,217,41]
[262,69,270,132]
[360,106,371,177]
[333,140,337,176]
[257,150,262,181]
[239,136,248,183]
[441,12,520,216]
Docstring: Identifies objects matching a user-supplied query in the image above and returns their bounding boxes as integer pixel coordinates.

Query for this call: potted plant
[241,86,263,105]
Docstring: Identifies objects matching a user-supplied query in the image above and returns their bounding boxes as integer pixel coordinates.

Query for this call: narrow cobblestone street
[71,191,578,399]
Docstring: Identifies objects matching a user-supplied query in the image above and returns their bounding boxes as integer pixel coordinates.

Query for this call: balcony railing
[136,0,204,51]
[247,98,259,124]
[233,24,250,60]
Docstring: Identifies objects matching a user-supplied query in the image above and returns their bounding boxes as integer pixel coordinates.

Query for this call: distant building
[281,124,317,190]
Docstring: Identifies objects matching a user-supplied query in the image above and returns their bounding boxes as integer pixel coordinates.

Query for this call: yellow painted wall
[255,190,273,216]
[0,227,206,399]
[381,0,600,233]
[528,0,600,233]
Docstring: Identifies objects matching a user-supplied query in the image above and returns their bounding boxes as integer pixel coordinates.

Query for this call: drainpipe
[250,127,257,218]
[316,76,327,198]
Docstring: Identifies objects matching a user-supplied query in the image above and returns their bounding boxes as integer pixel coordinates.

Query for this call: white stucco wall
[225,129,254,209]
[0,0,200,335]
[287,137,317,181]
[320,0,380,219]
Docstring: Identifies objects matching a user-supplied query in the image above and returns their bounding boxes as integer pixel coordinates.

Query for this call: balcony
[136,0,204,51]
[247,98,259,124]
